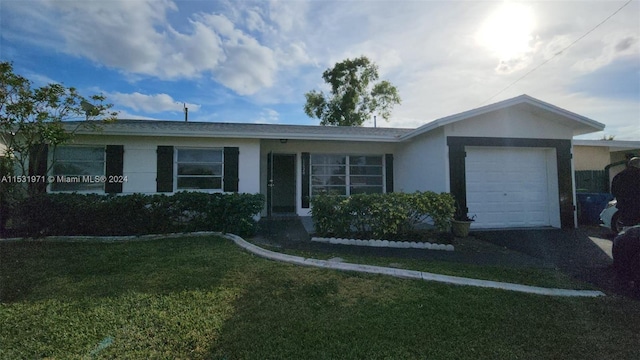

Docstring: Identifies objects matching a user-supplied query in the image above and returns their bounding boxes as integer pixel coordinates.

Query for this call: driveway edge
[224,233,606,298]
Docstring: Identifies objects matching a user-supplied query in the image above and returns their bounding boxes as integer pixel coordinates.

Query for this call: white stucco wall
[443,107,576,139]
[62,135,261,194]
[395,127,448,194]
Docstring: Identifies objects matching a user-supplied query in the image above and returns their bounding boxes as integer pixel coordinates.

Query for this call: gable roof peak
[401,94,605,140]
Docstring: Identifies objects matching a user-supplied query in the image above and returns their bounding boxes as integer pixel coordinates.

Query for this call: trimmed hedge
[310,192,455,239]
[10,192,265,238]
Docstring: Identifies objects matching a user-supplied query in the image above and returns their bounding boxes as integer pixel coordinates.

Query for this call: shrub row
[10,192,265,237]
[310,191,455,239]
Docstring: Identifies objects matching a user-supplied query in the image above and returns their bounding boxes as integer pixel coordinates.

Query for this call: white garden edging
[311,237,454,251]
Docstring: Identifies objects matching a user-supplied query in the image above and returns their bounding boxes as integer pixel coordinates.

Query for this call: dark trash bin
[576,192,614,225]
[613,227,640,284]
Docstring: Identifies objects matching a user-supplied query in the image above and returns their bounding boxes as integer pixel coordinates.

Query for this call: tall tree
[0,61,117,182]
[304,56,401,127]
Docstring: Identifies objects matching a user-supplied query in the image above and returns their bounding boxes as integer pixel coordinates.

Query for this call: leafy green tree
[304,56,401,127]
[0,61,116,181]
[0,61,116,234]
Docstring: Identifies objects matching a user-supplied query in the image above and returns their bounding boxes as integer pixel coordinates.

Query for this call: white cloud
[573,32,639,73]
[109,92,200,114]
[114,110,158,121]
[6,0,300,96]
[267,0,309,33]
[245,7,267,33]
[24,72,59,87]
[3,0,637,137]
[254,108,280,124]
[52,0,174,74]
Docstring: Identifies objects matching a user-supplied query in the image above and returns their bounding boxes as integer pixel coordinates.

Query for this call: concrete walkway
[224,233,605,298]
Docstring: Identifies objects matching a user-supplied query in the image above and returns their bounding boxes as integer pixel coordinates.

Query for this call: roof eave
[72,128,403,143]
[573,139,640,149]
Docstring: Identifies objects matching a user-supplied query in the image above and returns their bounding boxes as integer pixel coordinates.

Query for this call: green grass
[262,245,593,290]
[1,236,639,359]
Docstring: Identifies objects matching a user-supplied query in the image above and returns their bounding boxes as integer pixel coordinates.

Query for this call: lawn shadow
[473,227,639,299]
[0,237,238,303]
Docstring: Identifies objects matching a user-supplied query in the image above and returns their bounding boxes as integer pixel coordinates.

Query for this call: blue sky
[1,0,638,139]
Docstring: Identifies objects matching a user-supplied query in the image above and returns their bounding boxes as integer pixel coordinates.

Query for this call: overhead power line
[479,0,635,106]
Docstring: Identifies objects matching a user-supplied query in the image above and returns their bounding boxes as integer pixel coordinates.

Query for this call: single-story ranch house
[24,94,610,229]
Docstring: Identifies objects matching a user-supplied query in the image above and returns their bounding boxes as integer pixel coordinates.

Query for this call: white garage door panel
[466,147,551,228]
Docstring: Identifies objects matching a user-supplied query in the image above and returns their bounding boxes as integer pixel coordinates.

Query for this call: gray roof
[66,95,605,142]
[70,120,413,142]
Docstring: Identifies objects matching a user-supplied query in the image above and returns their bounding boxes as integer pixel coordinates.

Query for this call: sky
[1,0,639,140]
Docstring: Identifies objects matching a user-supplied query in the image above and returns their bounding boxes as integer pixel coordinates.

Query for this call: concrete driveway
[472,227,613,270]
[472,226,640,299]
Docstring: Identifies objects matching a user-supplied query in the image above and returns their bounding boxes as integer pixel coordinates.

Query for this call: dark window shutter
[266,152,273,217]
[105,145,124,193]
[448,144,467,214]
[385,154,394,193]
[223,147,239,192]
[302,152,310,208]
[156,146,174,192]
[556,141,574,229]
[28,144,48,194]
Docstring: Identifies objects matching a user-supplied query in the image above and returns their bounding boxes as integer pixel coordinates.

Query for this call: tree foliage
[304,56,401,126]
[0,61,117,235]
[0,61,117,179]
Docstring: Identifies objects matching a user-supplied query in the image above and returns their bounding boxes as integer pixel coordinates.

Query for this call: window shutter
[302,152,310,208]
[448,145,467,213]
[385,153,394,193]
[156,146,174,192]
[28,144,48,194]
[105,145,124,193]
[223,147,239,192]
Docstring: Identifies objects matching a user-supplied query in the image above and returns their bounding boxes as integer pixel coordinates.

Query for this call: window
[311,154,383,196]
[176,148,223,190]
[51,146,105,191]
[349,156,383,194]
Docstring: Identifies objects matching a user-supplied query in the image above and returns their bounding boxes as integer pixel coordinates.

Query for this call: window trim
[49,145,106,193]
[174,147,225,193]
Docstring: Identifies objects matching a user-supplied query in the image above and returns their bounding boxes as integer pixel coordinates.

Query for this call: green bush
[310,191,455,239]
[10,192,264,237]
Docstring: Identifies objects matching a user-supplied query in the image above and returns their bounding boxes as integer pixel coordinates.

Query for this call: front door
[267,154,296,215]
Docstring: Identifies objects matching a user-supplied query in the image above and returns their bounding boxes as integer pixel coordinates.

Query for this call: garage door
[465,147,552,228]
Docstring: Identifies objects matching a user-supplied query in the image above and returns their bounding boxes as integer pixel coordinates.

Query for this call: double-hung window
[51,146,105,192]
[311,154,383,196]
[176,148,223,190]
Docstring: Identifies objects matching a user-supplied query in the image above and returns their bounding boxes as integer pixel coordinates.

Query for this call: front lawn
[262,245,593,290]
[1,236,639,359]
